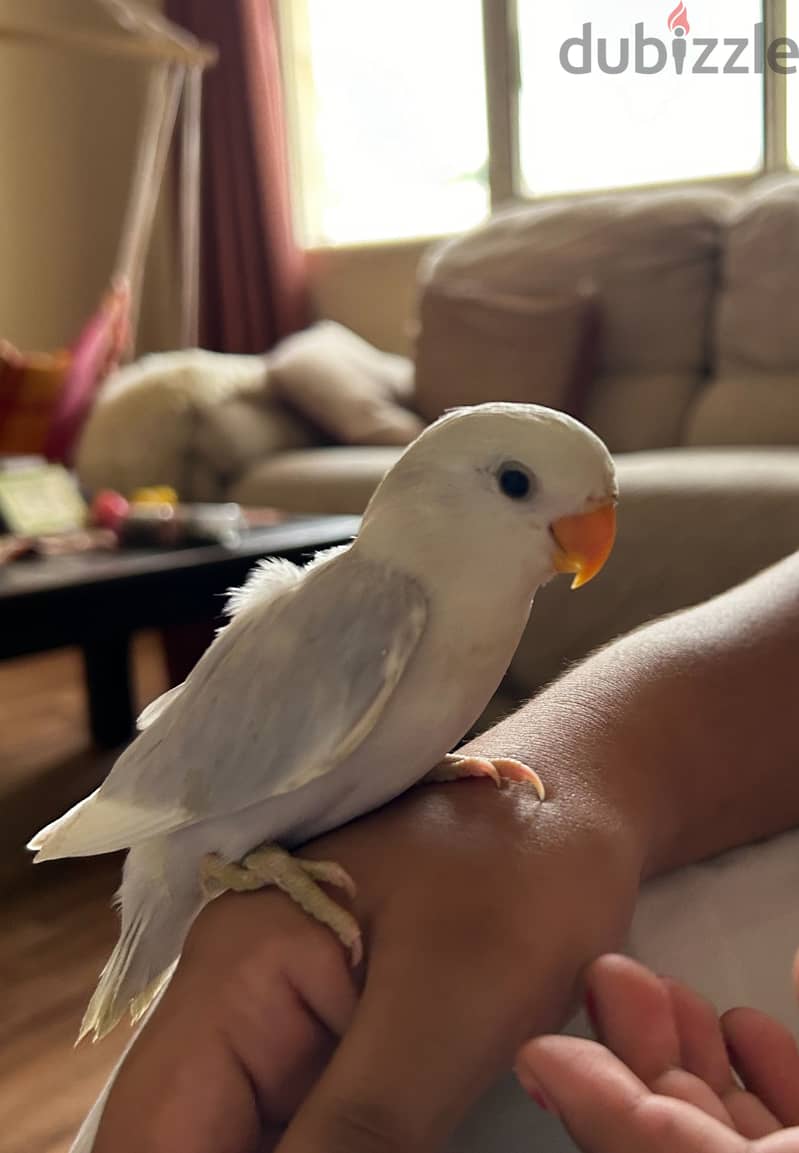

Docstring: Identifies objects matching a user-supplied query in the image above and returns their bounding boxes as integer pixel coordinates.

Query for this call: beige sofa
[77,176,799,699]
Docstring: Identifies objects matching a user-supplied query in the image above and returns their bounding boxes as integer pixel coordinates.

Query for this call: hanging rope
[97,0,216,65]
[101,0,210,350]
[180,66,203,348]
[0,0,215,355]
[114,62,186,353]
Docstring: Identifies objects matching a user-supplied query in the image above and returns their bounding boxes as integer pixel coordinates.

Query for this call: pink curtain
[166,0,309,352]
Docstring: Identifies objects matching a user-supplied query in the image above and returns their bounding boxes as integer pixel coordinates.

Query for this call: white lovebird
[29,402,617,1043]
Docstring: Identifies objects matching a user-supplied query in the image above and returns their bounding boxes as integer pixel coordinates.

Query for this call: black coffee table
[0,516,360,748]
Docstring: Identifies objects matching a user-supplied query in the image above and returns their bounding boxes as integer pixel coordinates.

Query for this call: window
[279,0,489,246]
[517,0,763,196]
[281,0,798,246]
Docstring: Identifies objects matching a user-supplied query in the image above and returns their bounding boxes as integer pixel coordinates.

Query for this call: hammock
[0,0,216,462]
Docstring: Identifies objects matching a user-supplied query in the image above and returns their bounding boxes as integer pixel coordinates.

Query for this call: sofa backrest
[416,181,799,453]
[422,188,732,378]
[683,175,799,448]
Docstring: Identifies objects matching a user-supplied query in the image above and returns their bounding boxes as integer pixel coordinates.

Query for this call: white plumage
[31,403,617,1057]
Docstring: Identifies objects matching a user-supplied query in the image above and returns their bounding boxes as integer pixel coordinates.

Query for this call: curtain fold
[166,0,309,353]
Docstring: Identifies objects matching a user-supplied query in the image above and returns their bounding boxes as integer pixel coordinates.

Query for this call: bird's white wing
[135,683,184,732]
[135,554,310,733]
[34,553,426,858]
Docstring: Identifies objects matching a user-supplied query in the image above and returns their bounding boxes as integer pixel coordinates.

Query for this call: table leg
[82,632,134,748]
[161,620,216,686]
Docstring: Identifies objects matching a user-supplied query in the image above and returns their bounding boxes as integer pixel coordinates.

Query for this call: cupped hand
[516,953,799,1152]
[94,776,643,1153]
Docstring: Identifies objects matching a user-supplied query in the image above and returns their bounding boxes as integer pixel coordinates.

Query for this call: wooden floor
[0,637,167,1153]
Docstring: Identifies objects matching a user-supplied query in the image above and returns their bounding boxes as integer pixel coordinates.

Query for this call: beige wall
[307,238,432,358]
[0,0,179,354]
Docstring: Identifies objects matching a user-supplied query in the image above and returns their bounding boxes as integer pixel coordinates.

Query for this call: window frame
[280,0,795,247]
[763,0,788,171]
[485,0,792,209]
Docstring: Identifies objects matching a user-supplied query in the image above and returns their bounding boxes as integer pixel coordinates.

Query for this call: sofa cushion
[270,321,424,447]
[230,446,403,515]
[421,188,731,380]
[194,396,321,483]
[507,448,799,701]
[684,373,799,447]
[583,372,701,453]
[716,177,799,374]
[412,282,598,423]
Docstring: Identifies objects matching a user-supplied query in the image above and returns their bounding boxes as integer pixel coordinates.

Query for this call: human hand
[516,953,799,1152]
[91,882,358,1153]
[94,774,644,1153]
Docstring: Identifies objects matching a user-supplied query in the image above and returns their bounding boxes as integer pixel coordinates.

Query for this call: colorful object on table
[0,464,88,536]
[119,502,247,548]
[90,490,131,532]
[130,486,179,506]
[89,486,248,548]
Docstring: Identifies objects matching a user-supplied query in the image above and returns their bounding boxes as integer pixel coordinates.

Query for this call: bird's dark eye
[498,463,535,501]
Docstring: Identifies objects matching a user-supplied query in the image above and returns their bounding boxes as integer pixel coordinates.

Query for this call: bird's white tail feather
[80,872,198,1042]
[28,791,99,853]
[31,793,183,861]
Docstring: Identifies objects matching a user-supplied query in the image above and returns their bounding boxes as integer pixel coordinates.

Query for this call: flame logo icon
[667,1,690,35]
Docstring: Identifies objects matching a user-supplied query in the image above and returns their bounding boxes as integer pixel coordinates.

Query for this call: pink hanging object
[44,280,131,463]
[0,0,215,462]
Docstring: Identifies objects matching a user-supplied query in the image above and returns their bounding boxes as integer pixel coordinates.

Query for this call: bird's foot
[425,754,546,801]
[200,843,362,966]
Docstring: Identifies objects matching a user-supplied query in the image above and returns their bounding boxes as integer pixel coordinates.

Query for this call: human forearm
[96,780,644,1153]
[465,551,799,880]
[92,554,799,1153]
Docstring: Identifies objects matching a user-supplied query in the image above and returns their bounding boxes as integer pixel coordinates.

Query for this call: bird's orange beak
[550,503,617,589]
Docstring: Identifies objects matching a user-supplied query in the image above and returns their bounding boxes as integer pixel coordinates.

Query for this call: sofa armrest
[507,448,799,700]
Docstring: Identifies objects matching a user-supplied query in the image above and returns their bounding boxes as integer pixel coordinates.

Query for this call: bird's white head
[359,403,618,591]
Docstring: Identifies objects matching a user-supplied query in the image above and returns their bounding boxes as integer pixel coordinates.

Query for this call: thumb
[515,1035,743,1153]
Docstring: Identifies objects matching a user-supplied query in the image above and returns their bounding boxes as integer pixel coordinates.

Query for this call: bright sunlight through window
[517,0,764,196]
[281,0,489,246]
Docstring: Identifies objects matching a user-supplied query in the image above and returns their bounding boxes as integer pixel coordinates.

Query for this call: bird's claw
[489,758,547,800]
[425,754,546,801]
[284,856,358,902]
